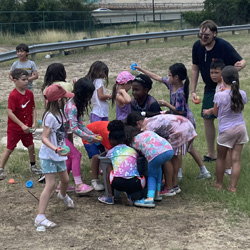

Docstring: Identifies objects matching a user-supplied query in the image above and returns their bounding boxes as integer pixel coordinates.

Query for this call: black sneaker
[38,174,45,183]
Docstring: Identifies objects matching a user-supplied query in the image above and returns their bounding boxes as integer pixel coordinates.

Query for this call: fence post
[145,31,150,44]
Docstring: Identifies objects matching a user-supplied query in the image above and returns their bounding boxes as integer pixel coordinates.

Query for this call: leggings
[147,150,174,198]
[65,138,82,178]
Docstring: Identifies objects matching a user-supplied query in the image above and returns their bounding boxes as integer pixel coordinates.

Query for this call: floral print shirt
[64,98,94,143]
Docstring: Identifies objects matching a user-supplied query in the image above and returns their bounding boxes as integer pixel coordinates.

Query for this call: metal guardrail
[0,24,250,63]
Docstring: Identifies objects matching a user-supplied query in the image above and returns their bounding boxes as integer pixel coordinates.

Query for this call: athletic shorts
[40,158,67,174]
[7,131,33,150]
[201,92,216,119]
[217,124,249,148]
[84,143,105,159]
[110,172,146,195]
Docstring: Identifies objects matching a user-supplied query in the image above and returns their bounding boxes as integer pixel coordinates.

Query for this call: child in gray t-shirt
[9,43,38,90]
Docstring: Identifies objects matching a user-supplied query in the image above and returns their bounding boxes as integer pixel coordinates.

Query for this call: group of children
[0,43,248,229]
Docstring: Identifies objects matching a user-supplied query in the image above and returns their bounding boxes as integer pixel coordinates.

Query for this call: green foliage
[183,0,250,26]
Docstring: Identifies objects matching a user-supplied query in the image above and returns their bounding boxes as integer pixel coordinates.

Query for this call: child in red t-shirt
[0,69,42,180]
[82,121,112,191]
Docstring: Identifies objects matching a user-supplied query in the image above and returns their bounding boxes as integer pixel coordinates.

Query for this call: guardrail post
[58,40,65,56]
[31,54,36,61]
[232,24,235,35]
[106,35,110,48]
[146,31,150,44]
[83,37,88,51]
[248,29,250,34]
[181,35,184,40]
[164,30,168,42]
[126,32,130,46]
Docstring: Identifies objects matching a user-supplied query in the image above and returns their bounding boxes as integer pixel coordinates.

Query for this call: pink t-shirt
[142,114,197,149]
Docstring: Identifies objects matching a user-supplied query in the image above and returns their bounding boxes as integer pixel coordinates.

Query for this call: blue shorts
[84,143,105,159]
[40,158,67,174]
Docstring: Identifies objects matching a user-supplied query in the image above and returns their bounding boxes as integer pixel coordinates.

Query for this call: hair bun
[107,120,124,132]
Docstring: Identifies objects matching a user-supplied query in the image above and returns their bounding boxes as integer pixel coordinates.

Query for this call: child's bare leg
[216,144,228,185]
[38,173,55,214]
[0,149,13,169]
[188,146,203,167]
[59,170,69,197]
[106,164,113,197]
[225,149,232,172]
[91,154,100,179]
[203,118,216,159]
[27,144,35,162]
[230,144,243,189]
[172,155,182,187]
[162,161,173,189]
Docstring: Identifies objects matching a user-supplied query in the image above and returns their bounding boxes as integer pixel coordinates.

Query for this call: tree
[182,0,250,26]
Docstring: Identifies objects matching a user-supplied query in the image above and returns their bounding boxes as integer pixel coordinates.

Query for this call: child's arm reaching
[135,66,163,83]
[7,108,30,133]
[116,89,131,107]
[97,86,112,101]
[203,103,218,117]
[158,100,185,115]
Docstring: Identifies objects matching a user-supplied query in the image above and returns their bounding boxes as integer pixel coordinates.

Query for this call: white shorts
[217,124,249,148]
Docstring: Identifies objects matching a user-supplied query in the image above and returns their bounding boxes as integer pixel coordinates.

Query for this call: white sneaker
[196,171,211,180]
[91,179,105,191]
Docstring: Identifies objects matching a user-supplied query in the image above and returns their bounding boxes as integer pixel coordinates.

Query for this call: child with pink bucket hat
[111,71,135,121]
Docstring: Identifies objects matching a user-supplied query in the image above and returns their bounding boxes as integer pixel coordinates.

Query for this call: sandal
[57,192,75,208]
[34,218,56,228]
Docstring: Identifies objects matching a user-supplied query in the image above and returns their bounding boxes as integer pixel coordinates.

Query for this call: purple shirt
[162,77,196,128]
[214,89,247,133]
[116,103,131,120]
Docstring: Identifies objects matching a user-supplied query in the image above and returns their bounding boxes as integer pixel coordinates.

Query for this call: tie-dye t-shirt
[142,114,197,149]
[106,144,139,179]
[132,131,173,162]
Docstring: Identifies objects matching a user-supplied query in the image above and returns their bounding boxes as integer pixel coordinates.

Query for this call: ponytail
[231,80,244,112]
[183,76,190,103]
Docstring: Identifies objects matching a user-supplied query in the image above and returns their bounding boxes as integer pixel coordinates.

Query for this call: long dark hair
[73,77,95,119]
[124,125,140,146]
[169,63,189,102]
[42,99,65,124]
[222,66,244,113]
[42,63,66,91]
[86,61,109,86]
[126,112,145,127]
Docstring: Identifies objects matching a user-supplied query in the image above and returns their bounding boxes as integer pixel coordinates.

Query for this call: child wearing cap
[0,69,41,181]
[35,84,75,230]
[111,71,135,121]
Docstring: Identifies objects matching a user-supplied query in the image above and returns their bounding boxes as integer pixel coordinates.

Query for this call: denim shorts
[40,158,67,174]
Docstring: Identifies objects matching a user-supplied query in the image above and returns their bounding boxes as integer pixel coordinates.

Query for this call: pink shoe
[75,184,93,194]
[55,185,75,193]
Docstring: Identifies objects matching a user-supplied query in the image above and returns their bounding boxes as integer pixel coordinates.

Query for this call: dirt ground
[1,44,250,250]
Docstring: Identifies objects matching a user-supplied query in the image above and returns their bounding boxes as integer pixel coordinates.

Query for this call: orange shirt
[82,121,112,150]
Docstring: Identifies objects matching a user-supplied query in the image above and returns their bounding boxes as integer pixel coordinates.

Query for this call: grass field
[1,28,250,218]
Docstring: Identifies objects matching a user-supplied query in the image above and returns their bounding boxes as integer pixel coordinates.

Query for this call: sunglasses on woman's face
[197,32,213,39]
